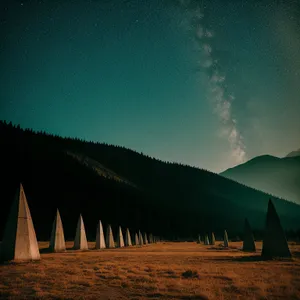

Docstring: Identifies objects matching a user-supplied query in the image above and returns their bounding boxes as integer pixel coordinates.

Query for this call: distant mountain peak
[286,148,300,158]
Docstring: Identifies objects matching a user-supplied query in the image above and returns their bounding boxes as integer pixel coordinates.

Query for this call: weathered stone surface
[210,232,215,245]
[1,184,40,262]
[106,225,115,248]
[134,233,139,246]
[261,199,291,259]
[138,230,144,245]
[49,209,66,252]
[95,220,106,249]
[125,228,132,246]
[73,214,88,250]
[117,226,125,248]
[224,230,229,248]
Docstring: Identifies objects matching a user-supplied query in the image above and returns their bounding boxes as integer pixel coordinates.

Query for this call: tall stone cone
[149,233,153,244]
[73,214,88,250]
[261,199,291,259]
[125,228,132,246]
[49,209,66,252]
[242,218,256,252]
[138,230,144,245]
[210,232,215,245]
[106,225,115,248]
[143,233,148,244]
[134,233,139,246]
[197,234,201,244]
[95,220,106,249]
[204,235,210,245]
[0,184,40,262]
[117,226,125,248]
[224,230,229,248]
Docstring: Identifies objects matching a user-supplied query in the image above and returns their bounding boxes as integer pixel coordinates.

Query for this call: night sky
[1,0,299,172]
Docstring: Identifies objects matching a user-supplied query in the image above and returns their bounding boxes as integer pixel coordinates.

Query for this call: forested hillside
[1,120,300,241]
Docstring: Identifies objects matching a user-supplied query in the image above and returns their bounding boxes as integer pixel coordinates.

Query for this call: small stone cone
[125,228,132,246]
[149,233,153,243]
[73,214,88,250]
[261,199,291,259]
[49,209,66,252]
[117,226,125,248]
[143,233,148,244]
[224,230,229,248]
[204,235,210,245]
[197,235,201,244]
[134,233,139,245]
[210,232,215,245]
[0,184,40,262]
[242,218,256,252]
[139,230,144,245]
[95,220,106,249]
[106,225,115,248]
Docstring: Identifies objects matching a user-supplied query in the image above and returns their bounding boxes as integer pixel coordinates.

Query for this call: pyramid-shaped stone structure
[197,234,201,244]
[242,218,256,252]
[73,214,88,250]
[224,230,229,248]
[106,225,115,248]
[143,233,148,244]
[134,233,139,246]
[204,235,210,245]
[125,228,132,246]
[95,220,106,249]
[49,209,66,252]
[149,233,153,244]
[138,230,144,245]
[210,232,215,245]
[0,184,40,262]
[261,199,291,258]
[117,226,125,248]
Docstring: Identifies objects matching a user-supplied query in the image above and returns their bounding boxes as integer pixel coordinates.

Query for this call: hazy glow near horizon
[0,0,299,173]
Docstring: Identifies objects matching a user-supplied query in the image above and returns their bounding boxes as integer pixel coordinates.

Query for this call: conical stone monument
[204,235,210,245]
[197,235,201,244]
[95,220,106,249]
[261,199,291,259]
[49,209,66,252]
[144,233,148,244]
[134,233,139,246]
[224,230,229,248]
[125,228,132,246]
[210,232,215,245]
[73,214,88,250]
[106,225,115,248]
[139,230,144,245]
[117,226,125,248]
[149,233,153,244]
[0,184,40,262]
[242,218,256,252]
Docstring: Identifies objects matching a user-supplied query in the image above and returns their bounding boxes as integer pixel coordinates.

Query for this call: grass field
[1,241,300,299]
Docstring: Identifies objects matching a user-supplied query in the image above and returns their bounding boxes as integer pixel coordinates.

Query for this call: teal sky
[1,0,299,172]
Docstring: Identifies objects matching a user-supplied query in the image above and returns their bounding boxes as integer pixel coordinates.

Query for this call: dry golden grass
[1,241,300,299]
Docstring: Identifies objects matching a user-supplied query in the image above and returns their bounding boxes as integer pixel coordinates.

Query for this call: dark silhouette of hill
[220,154,300,205]
[1,120,300,242]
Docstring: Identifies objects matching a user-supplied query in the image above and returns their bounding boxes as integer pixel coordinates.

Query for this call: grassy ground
[0,241,300,300]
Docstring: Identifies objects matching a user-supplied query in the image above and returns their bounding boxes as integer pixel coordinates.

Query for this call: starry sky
[1,0,299,173]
